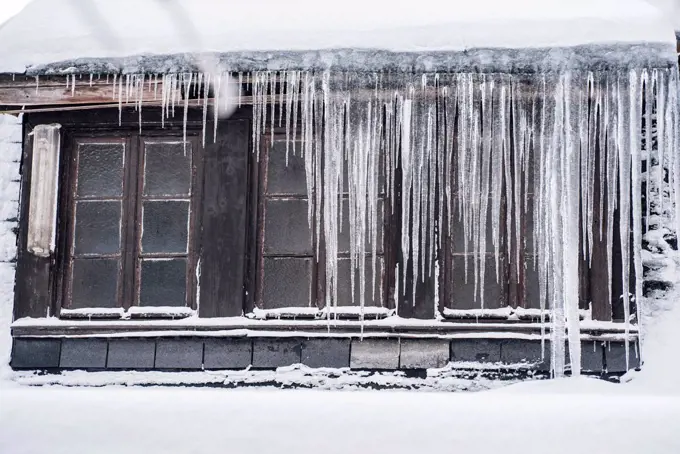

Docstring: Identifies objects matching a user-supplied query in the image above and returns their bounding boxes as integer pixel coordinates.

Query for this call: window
[61,134,202,311]
[253,137,387,311]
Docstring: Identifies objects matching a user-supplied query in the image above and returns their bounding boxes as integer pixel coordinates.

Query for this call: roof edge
[12,43,677,77]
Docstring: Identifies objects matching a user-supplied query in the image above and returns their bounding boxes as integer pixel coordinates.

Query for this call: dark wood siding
[198,118,251,317]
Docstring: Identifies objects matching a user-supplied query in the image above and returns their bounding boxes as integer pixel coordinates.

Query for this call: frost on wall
[0,114,21,378]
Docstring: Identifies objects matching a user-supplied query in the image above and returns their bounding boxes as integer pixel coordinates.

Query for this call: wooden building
[1,0,679,378]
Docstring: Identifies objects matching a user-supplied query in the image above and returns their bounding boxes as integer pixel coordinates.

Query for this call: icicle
[202,73,210,147]
[117,74,123,126]
[238,72,243,107]
[137,75,143,134]
[617,71,632,371]
[630,69,643,371]
[183,73,192,155]
[213,72,222,143]
[223,66,674,377]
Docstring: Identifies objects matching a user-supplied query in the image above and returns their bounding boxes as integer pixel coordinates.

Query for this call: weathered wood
[14,127,55,319]
[10,319,639,338]
[589,138,612,321]
[198,117,251,317]
[0,83,161,106]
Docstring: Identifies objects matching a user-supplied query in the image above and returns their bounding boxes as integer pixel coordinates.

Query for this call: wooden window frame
[56,129,204,314]
[248,131,396,313]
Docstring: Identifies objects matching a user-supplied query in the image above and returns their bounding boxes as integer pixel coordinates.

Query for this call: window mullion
[120,134,142,310]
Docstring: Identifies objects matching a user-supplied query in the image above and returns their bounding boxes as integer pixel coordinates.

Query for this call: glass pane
[523,255,542,310]
[262,257,311,308]
[451,214,496,253]
[76,143,124,197]
[338,199,384,254]
[71,258,119,308]
[74,201,121,255]
[449,255,505,310]
[144,142,191,196]
[336,256,383,307]
[142,201,189,254]
[139,259,187,307]
[264,199,312,255]
[266,141,307,195]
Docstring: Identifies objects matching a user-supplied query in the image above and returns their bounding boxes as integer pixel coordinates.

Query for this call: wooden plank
[10,320,639,338]
[0,83,161,106]
[198,117,251,317]
[589,137,612,321]
[14,124,54,319]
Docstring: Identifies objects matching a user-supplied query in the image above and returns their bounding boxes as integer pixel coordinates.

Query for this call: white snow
[1,377,679,454]
[0,114,21,382]
[0,0,675,73]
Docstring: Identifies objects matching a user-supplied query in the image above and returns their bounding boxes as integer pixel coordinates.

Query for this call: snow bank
[0,0,675,73]
[2,384,679,454]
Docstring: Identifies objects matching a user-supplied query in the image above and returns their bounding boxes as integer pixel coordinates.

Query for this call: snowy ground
[1,377,679,454]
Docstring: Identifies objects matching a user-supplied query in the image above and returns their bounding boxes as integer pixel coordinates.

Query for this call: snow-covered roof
[0,0,677,74]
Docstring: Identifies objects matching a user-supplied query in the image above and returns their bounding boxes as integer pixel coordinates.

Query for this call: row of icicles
[48,68,680,376]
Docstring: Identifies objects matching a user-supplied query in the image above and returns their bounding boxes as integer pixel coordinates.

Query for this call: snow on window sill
[59,307,195,320]
[248,306,395,321]
[442,306,592,322]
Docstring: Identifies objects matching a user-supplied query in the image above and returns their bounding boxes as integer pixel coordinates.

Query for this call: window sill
[59,307,195,320]
[11,315,638,342]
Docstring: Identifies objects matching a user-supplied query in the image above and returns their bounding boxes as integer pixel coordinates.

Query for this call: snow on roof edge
[15,43,678,77]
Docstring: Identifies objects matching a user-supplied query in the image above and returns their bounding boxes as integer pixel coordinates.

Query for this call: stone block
[204,338,252,369]
[301,338,350,368]
[252,338,301,368]
[107,339,156,369]
[399,339,450,369]
[10,338,61,369]
[350,339,399,369]
[450,339,501,363]
[605,341,641,373]
[60,338,108,369]
[155,339,203,370]
[500,340,549,370]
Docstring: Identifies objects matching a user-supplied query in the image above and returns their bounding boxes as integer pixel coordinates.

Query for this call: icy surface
[0,0,676,73]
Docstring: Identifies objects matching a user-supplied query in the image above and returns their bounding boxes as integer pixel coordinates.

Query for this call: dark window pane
[74,201,121,255]
[449,255,505,309]
[142,201,189,254]
[525,194,535,254]
[264,199,312,255]
[336,256,383,307]
[523,255,542,309]
[76,143,124,197]
[266,141,307,195]
[143,142,192,196]
[451,213,497,253]
[139,259,187,307]
[71,258,119,308]
[338,199,384,254]
[262,257,311,308]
